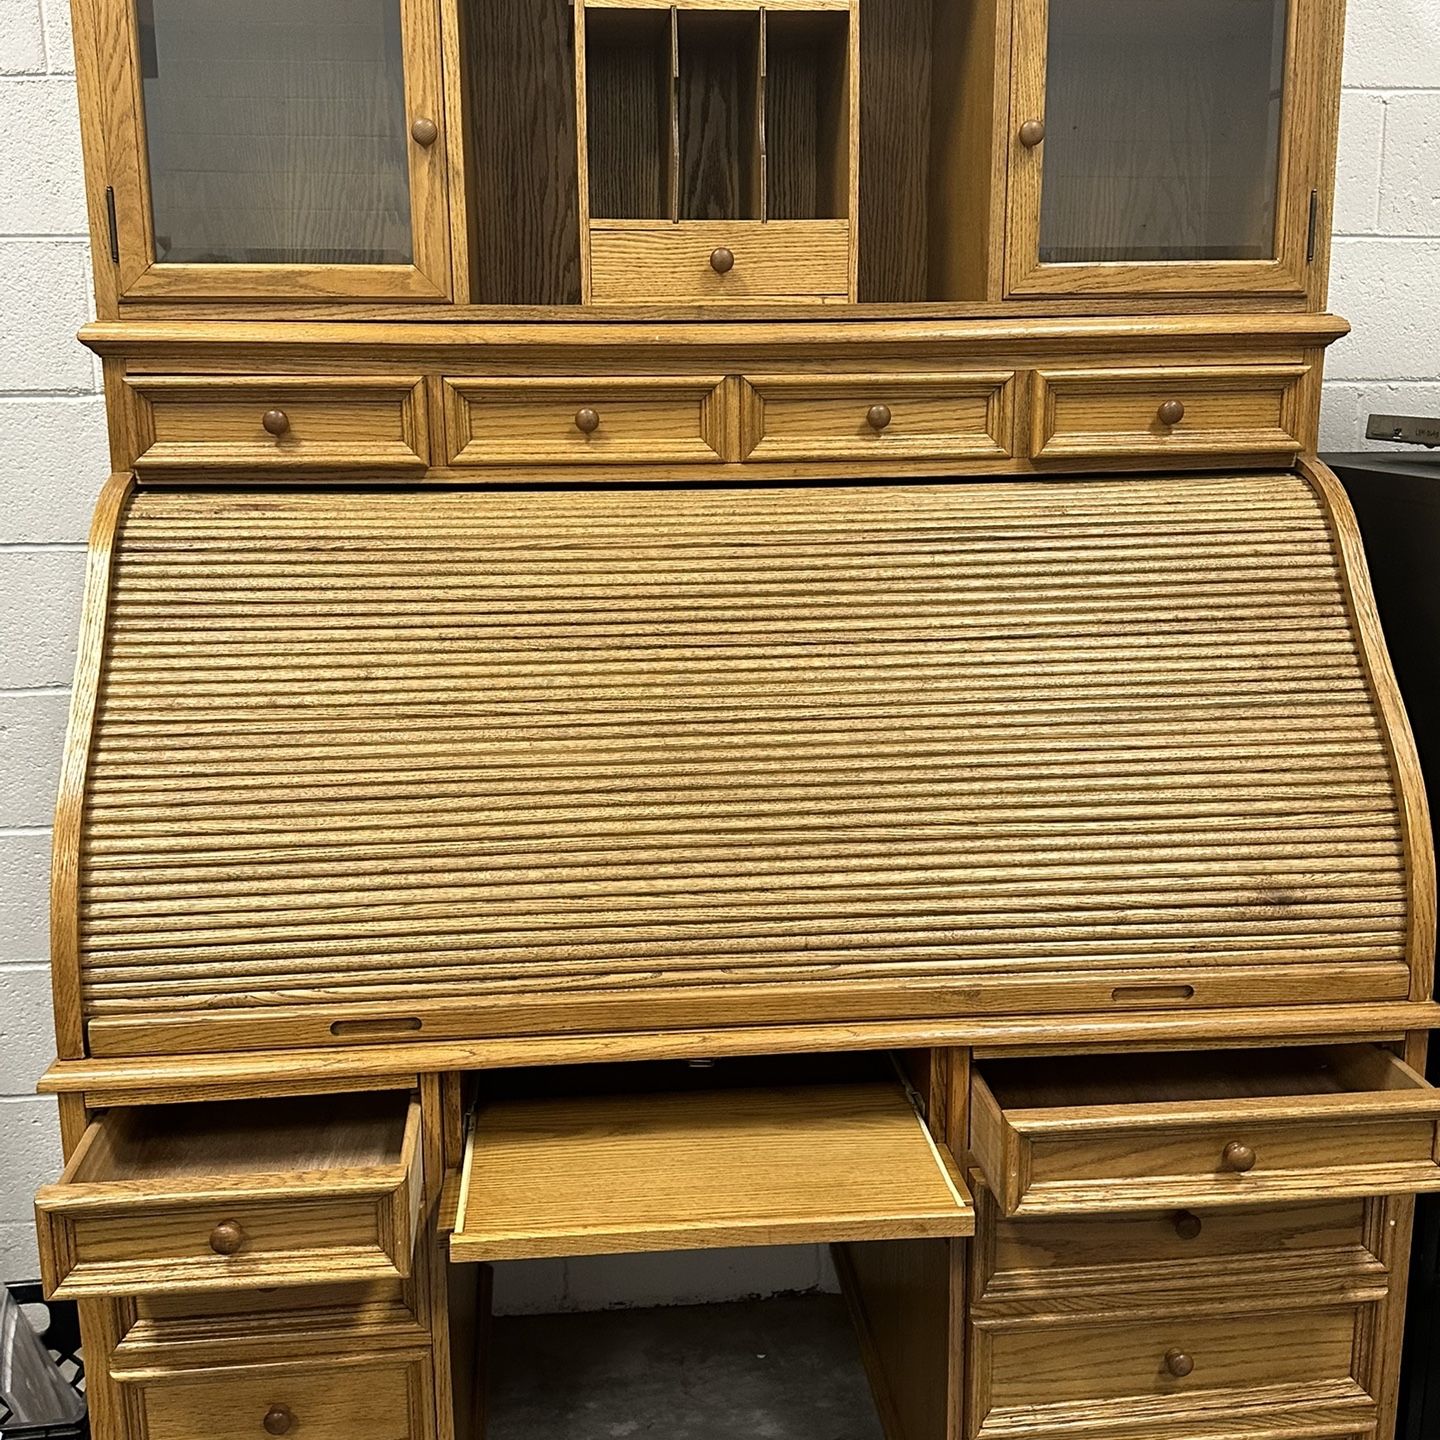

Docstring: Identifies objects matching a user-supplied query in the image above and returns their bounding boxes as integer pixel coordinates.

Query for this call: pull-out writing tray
[449,1077,973,1261]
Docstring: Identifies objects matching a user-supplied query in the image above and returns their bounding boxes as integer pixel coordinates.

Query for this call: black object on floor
[0,1281,87,1439]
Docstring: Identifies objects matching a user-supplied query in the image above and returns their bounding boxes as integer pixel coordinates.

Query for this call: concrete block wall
[0,0,1436,1304]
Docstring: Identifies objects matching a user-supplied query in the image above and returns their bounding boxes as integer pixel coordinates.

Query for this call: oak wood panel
[52,474,1425,1054]
[448,1079,973,1260]
[970,1045,1440,1215]
[440,375,728,465]
[125,376,430,475]
[1029,364,1309,461]
[741,370,1015,461]
[121,1349,435,1440]
[588,219,851,301]
[35,1093,422,1296]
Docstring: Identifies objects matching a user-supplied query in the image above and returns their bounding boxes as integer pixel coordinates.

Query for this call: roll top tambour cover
[62,473,1424,1056]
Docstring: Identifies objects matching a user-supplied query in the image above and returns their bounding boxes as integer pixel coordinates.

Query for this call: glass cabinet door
[1006,0,1323,298]
[102,0,451,300]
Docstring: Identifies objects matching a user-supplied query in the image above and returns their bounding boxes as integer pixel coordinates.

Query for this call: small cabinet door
[1006,0,1325,298]
[96,0,451,301]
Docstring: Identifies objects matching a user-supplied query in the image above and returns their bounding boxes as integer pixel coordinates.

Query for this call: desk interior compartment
[971,1045,1440,1218]
[35,1091,423,1299]
[449,1053,973,1263]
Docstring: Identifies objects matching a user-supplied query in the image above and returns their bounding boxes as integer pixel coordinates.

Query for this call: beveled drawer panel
[126,375,430,474]
[119,1349,435,1440]
[971,1045,1440,1217]
[588,220,851,302]
[742,372,1017,461]
[35,1092,423,1298]
[1029,364,1308,461]
[442,376,728,465]
[972,1305,1374,1440]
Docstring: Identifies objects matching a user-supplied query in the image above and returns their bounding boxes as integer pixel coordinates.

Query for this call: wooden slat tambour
[72,475,1417,1052]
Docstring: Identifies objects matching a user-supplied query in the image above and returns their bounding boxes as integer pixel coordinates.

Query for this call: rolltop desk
[33,0,1440,1437]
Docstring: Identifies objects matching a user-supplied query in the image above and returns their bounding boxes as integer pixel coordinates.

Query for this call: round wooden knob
[1173,1210,1203,1241]
[209,1220,246,1255]
[411,117,439,146]
[262,409,290,437]
[1157,399,1186,426]
[1164,1349,1194,1378]
[263,1405,295,1436]
[1019,119,1046,148]
[1221,1141,1257,1173]
[710,247,735,275]
[867,404,893,432]
[574,407,600,435]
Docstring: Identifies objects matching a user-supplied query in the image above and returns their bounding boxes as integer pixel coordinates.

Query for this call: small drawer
[441,376,729,466]
[127,375,430,475]
[971,1045,1440,1217]
[742,372,1017,461]
[973,1305,1373,1440]
[115,1349,435,1440]
[976,1195,1382,1310]
[1028,364,1309,461]
[588,220,851,302]
[35,1092,423,1298]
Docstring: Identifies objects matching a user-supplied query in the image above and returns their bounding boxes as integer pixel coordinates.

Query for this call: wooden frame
[1004,0,1334,300]
[89,0,453,302]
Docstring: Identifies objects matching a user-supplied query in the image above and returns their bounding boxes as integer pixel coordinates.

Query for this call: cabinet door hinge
[1306,189,1320,264]
[104,186,120,264]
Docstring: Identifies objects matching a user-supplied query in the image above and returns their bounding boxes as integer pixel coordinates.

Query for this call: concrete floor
[485,1293,887,1440]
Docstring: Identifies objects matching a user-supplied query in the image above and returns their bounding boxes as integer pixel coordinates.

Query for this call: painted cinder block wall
[1,0,1438,1306]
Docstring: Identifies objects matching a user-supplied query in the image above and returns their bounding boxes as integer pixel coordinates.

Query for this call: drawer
[35,1092,423,1298]
[1028,364,1309,461]
[441,376,729,466]
[976,1194,1383,1311]
[115,1349,435,1440]
[127,375,430,474]
[971,1045,1440,1217]
[972,1305,1374,1440]
[588,220,851,302]
[742,372,1017,461]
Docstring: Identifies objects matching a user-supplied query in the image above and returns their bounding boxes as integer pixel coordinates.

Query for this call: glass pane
[1038,0,1288,264]
[138,0,413,265]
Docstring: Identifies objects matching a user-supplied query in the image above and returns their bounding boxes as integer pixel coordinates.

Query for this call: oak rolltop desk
[34,0,1438,1438]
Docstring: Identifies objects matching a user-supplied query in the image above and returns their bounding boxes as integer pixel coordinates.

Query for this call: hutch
[32,0,1440,1437]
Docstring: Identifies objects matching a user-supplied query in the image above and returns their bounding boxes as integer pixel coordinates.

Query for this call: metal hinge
[104,186,119,263]
[1306,189,1319,264]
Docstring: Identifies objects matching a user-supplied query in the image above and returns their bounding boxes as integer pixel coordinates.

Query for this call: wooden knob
[209,1220,246,1255]
[1164,1349,1194,1378]
[1173,1210,1202,1241]
[263,1405,295,1436]
[1221,1141,1257,1173]
[262,409,290,437]
[574,407,600,435]
[1019,119,1046,148]
[1157,399,1186,426]
[411,117,439,146]
[867,404,892,432]
[710,247,735,275]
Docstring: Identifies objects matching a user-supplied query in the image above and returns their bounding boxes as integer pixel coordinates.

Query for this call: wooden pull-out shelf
[971,1045,1440,1217]
[449,1079,973,1262]
[35,1093,423,1298]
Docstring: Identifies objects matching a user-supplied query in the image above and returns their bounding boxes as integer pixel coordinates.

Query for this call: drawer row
[123,362,1311,476]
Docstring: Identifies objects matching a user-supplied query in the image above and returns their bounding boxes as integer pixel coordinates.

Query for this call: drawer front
[974,1306,1371,1439]
[442,377,729,466]
[971,1046,1440,1217]
[588,220,851,302]
[126,1350,434,1440]
[743,372,1017,461]
[128,376,430,474]
[35,1094,424,1298]
[1029,365,1309,461]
